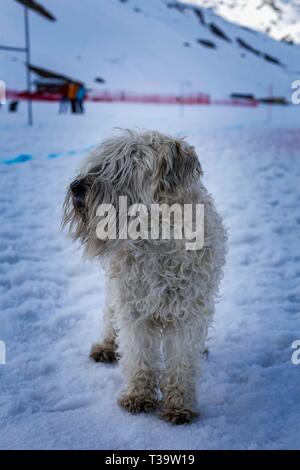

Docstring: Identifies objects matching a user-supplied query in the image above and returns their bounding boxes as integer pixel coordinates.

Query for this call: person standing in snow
[59,82,70,114]
[68,82,79,114]
[76,85,87,114]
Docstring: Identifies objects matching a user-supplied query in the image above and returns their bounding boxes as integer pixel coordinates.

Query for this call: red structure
[6,89,259,107]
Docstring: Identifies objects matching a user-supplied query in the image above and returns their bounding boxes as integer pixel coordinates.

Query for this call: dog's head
[62,130,203,256]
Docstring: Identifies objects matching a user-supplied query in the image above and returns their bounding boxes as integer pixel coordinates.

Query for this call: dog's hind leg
[90,304,119,363]
[160,319,206,425]
[117,318,160,414]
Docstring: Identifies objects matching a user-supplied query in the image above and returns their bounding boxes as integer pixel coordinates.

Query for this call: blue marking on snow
[2,144,96,166]
[47,153,63,159]
[2,154,33,165]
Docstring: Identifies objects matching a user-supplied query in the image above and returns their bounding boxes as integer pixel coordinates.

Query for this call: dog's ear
[158,140,203,193]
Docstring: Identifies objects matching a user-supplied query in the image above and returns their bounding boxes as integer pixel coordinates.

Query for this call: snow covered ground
[1,101,300,449]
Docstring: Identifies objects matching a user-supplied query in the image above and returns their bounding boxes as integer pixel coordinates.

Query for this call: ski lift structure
[0,0,56,125]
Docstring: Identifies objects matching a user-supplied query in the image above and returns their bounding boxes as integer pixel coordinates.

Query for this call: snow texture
[187,0,300,44]
[0,102,300,449]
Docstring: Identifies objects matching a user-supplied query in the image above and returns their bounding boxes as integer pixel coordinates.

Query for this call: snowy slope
[1,102,300,449]
[1,0,300,98]
[185,0,300,44]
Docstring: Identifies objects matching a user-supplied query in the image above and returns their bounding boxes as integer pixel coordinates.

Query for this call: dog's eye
[70,179,86,197]
[70,178,89,214]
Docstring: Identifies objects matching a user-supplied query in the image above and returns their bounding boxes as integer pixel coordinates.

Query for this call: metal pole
[24,6,33,126]
[180,81,184,118]
[0,46,27,52]
[267,82,273,124]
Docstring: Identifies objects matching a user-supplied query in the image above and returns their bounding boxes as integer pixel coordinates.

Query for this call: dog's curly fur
[63,129,227,424]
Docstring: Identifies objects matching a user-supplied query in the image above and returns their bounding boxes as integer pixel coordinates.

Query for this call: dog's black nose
[70,179,85,196]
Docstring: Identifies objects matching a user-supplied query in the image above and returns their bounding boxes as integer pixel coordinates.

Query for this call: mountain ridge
[183,0,300,44]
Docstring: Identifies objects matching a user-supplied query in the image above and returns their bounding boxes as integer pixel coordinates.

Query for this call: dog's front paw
[89,343,118,363]
[160,407,199,425]
[118,393,159,414]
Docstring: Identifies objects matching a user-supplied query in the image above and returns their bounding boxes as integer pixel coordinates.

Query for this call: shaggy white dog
[63,130,227,424]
